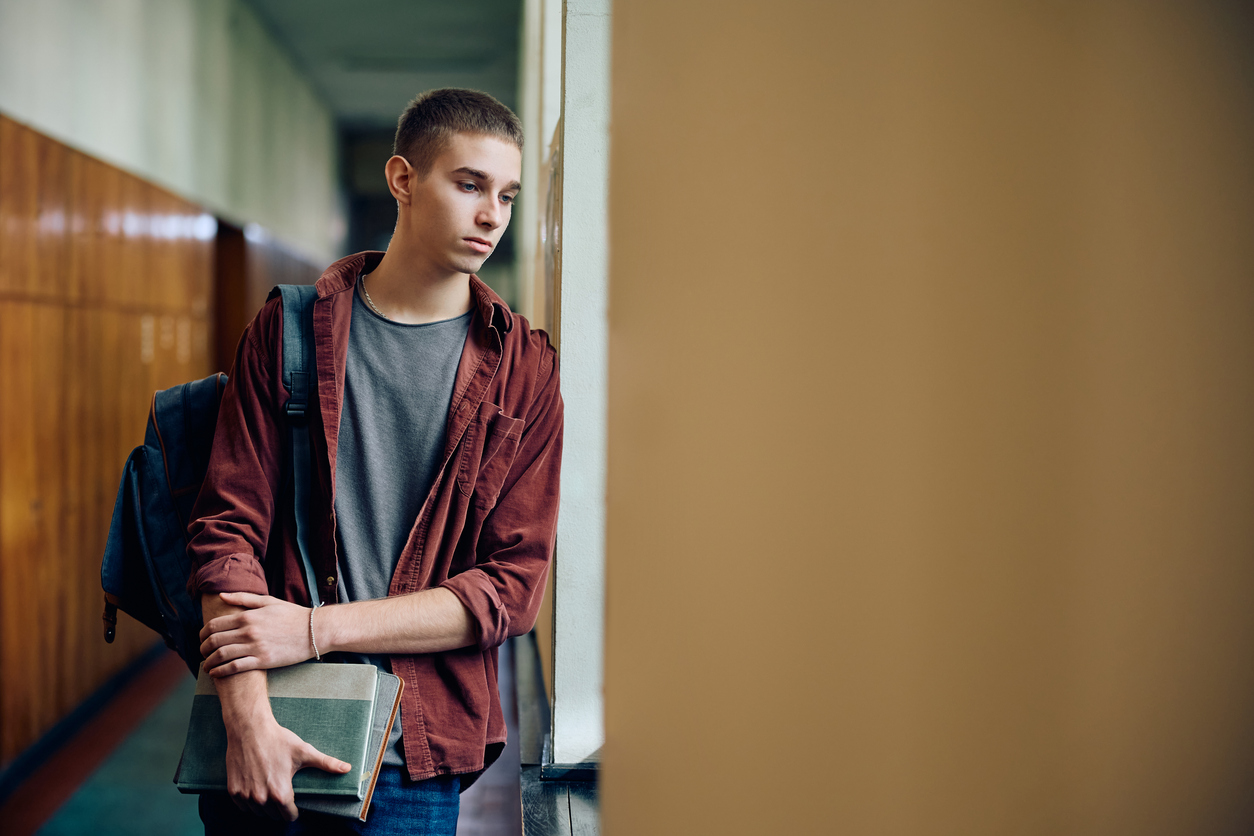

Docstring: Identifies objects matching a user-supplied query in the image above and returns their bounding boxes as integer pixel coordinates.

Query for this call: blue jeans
[199,767,460,835]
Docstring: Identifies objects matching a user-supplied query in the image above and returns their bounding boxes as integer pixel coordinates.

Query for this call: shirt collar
[315,250,513,334]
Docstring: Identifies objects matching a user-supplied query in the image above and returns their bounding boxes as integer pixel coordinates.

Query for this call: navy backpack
[101,284,322,676]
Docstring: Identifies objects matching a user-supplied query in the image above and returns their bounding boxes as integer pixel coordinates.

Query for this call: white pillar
[516,0,543,319]
[551,0,610,767]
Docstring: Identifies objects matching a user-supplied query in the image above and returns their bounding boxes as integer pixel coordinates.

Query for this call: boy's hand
[199,592,317,675]
[225,711,351,821]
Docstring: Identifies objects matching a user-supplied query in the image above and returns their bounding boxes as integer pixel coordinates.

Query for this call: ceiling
[243,0,522,131]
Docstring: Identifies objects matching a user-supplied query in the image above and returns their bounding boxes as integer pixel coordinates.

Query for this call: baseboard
[0,640,169,804]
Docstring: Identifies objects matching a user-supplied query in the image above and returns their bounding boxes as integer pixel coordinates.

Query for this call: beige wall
[604,2,1254,834]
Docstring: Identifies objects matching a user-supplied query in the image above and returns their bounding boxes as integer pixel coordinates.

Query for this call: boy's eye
[461,182,477,192]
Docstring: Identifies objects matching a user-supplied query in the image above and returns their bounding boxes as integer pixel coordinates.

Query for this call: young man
[185,88,562,834]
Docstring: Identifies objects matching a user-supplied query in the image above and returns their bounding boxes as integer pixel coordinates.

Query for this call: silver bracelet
[309,603,322,661]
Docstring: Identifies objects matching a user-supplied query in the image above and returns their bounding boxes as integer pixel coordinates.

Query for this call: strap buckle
[285,399,307,423]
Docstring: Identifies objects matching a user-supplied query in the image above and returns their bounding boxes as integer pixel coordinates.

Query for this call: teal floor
[37,673,202,836]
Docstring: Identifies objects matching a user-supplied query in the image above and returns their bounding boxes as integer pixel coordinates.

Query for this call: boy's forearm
[201,593,273,727]
[318,587,476,656]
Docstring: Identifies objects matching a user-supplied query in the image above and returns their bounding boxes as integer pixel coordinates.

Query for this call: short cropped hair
[393,88,524,178]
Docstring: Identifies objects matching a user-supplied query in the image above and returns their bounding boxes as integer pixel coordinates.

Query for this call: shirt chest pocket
[457,401,525,508]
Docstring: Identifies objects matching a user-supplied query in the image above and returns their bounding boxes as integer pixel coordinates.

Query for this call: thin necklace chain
[360,274,390,320]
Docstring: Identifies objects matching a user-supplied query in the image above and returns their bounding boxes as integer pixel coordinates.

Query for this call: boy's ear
[385,155,416,205]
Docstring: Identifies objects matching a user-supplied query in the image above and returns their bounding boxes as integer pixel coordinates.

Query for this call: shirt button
[325,576,335,585]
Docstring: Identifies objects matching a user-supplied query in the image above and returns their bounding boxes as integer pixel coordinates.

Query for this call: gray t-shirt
[332,278,472,767]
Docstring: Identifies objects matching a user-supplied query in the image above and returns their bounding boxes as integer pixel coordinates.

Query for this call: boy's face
[399,132,522,276]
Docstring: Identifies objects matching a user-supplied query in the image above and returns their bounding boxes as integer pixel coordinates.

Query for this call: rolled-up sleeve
[441,348,563,651]
[185,302,284,598]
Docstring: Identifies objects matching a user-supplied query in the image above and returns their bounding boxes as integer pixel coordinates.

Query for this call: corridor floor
[37,670,201,836]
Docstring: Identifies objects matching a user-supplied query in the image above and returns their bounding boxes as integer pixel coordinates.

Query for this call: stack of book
[174,661,404,822]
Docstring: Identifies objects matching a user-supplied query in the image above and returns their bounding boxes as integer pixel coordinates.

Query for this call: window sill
[512,633,600,835]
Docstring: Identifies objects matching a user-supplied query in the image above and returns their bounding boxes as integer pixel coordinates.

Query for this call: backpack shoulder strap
[270,284,323,609]
[271,284,318,421]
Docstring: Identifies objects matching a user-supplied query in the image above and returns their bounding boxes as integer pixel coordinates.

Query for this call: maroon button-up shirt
[185,250,562,782]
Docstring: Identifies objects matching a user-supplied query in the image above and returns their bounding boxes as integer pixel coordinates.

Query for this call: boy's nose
[479,205,501,229]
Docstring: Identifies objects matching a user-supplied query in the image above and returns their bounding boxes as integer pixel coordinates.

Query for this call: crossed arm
[197,588,476,821]
[199,586,475,674]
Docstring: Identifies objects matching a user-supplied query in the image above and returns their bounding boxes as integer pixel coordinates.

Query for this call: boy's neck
[360,240,474,325]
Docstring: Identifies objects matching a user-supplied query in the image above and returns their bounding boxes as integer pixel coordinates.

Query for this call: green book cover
[296,671,404,821]
[175,661,378,798]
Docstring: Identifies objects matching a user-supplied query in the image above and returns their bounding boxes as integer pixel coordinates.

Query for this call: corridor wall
[212,221,323,376]
[0,0,343,265]
[604,1,1254,834]
[0,114,212,767]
